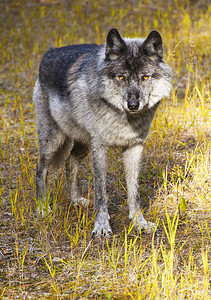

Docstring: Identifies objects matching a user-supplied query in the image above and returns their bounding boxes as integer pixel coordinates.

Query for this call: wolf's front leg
[91,143,112,237]
[123,144,155,234]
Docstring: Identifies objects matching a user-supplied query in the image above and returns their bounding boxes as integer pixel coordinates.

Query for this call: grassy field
[0,0,210,299]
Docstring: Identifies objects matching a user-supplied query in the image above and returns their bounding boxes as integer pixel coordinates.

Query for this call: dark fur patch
[39,44,101,97]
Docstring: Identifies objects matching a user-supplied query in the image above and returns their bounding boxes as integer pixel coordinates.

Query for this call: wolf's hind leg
[36,161,50,216]
[36,132,70,216]
[66,141,89,206]
[34,80,72,215]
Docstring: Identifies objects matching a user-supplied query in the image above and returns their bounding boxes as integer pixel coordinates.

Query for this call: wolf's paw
[92,220,112,238]
[132,212,156,234]
[36,204,52,218]
[137,220,156,234]
[72,197,89,207]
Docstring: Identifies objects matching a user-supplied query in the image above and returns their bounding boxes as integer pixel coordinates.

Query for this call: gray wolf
[33,28,171,237]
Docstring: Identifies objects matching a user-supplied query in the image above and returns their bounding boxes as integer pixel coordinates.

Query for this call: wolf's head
[100,28,172,114]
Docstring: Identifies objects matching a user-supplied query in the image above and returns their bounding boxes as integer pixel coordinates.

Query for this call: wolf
[33,28,171,237]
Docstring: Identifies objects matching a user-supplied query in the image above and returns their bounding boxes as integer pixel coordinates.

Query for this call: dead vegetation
[0,0,210,299]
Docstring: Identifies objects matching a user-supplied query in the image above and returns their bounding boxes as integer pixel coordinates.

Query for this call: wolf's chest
[96,117,147,147]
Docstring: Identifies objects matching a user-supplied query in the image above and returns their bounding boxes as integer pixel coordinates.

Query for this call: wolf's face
[101,29,171,114]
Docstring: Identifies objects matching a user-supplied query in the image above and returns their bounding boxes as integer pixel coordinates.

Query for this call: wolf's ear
[142,30,163,60]
[105,28,127,60]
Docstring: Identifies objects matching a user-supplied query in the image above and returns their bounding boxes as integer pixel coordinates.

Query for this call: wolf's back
[39,44,100,96]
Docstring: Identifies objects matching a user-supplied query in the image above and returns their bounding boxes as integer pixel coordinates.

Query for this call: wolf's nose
[128,99,139,111]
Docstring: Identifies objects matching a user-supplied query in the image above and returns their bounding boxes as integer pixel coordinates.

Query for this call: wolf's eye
[118,75,125,81]
[142,75,149,81]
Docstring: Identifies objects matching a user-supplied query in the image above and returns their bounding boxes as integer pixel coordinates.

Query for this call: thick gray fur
[33,28,172,237]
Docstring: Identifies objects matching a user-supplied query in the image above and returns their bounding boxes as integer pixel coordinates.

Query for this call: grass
[0,0,210,298]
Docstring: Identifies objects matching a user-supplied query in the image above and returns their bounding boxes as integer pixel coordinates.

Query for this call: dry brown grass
[0,0,210,299]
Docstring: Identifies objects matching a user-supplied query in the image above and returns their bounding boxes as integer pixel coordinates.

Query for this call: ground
[0,0,210,299]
